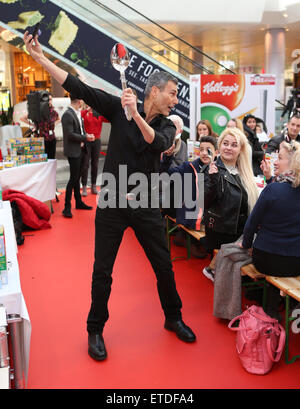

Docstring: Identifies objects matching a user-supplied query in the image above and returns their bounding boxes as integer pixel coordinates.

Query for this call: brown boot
[191,243,207,259]
[173,230,186,247]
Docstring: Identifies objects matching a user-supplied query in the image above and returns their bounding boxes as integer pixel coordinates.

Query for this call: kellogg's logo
[203,81,239,96]
[201,75,245,110]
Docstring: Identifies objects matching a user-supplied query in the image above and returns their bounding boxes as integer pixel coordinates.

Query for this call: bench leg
[165,217,185,262]
[165,217,178,250]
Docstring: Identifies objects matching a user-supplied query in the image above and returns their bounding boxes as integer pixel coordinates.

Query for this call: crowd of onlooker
[160,113,300,321]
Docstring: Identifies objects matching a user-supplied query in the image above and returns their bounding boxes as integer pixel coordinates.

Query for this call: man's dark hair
[198,135,218,151]
[242,114,256,125]
[145,71,178,98]
[70,93,81,101]
[288,114,300,122]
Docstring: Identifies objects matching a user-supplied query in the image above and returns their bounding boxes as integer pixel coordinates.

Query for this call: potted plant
[0,105,14,126]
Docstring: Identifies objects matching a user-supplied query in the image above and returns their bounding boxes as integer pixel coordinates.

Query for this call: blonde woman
[202,127,259,281]
[261,140,300,183]
[226,118,244,132]
[242,144,300,320]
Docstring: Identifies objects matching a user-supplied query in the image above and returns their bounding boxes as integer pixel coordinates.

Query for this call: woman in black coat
[242,114,264,176]
[202,127,259,281]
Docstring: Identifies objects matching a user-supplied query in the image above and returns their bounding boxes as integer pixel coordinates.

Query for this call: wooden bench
[211,253,300,364]
[165,215,205,260]
[240,263,266,280]
[265,275,300,364]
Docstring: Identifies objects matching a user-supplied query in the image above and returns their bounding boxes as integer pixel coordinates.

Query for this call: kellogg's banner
[189,74,276,140]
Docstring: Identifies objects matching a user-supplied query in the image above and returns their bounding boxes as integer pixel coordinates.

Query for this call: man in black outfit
[61,95,94,218]
[24,31,196,361]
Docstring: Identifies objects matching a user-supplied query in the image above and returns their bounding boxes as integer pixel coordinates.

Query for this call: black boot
[88,333,107,361]
[264,285,282,323]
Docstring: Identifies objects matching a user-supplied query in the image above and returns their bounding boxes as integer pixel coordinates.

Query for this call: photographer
[281,88,300,120]
[21,92,60,159]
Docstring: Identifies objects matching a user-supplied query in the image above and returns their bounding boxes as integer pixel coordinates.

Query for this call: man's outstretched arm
[23,31,68,85]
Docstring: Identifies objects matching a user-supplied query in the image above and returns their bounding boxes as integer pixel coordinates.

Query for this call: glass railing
[58,0,234,78]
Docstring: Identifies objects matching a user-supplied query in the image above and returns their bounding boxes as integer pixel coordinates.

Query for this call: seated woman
[196,119,218,140]
[242,114,264,176]
[202,127,259,281]
[242,142,300,321]
[160,136,218,258]
[261,141,300,184]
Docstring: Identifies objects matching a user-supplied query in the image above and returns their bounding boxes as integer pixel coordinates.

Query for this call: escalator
[0,0,233,128]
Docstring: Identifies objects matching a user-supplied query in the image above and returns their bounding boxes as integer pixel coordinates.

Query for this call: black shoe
[88,334,107,361]
[62,208,73,218]
[164,319,196,343]
[76,202,93,210]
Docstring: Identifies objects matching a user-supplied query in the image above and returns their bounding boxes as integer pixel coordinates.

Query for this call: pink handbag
[228,305,286,375]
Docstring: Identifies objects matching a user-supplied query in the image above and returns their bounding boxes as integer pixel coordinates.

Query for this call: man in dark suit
[61,94,95,218]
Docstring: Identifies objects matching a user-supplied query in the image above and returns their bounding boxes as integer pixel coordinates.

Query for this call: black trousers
[81,139,101,186]
[253,248,300,316]
[87,206,183,334]
[44,139,57,159]
[65,152,84,209]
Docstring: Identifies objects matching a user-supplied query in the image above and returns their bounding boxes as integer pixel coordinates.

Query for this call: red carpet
[17,192,300,389]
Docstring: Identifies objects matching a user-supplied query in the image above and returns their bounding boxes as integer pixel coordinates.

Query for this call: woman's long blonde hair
[218,127,259,212]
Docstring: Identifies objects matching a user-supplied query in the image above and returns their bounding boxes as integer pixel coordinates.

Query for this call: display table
[0,160,57,203]
[0,201,31,389]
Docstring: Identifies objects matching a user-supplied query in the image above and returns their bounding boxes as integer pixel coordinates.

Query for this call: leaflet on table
[0,226,8,288]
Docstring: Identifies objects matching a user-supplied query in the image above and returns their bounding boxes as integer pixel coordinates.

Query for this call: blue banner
[0,0,190,126]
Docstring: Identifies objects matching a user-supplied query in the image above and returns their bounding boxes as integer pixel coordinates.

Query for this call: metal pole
[7,314,24,389]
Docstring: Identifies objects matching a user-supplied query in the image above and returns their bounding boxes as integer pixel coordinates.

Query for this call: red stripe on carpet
[17,193,300,389]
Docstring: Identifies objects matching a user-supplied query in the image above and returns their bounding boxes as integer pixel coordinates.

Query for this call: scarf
[273,170,295,184]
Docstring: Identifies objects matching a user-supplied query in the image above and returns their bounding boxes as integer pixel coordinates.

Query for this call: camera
[27,90,50,123]
[291,88,300,97]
